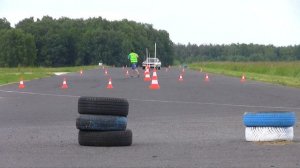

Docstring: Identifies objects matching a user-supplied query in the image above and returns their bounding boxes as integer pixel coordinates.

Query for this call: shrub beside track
[189,62,300,88]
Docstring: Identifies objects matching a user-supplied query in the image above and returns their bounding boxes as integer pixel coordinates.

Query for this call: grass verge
[0,65,99,85]
[189,62,300,88]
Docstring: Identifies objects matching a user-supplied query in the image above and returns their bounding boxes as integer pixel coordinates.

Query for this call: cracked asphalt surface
[0,67,299,168]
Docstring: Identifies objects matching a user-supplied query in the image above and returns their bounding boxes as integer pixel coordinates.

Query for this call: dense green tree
[12,16,173,67]
[173,43,300,63]
[294,46,300,60]
[77,30,126,66]
[0,29,36,67]
[0,18,11,30]
[1,16,300,67]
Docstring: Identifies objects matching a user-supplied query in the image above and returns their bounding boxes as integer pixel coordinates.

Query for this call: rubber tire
[78,130,132,146]
[76,114,127,131]
[243,111,296,127]
[78,97,129,116]
[245,127,294,142]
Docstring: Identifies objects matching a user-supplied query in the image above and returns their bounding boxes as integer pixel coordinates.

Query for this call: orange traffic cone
[178,74,183,81]
[107,78,113,89]
[153,69,158,77]
[204,74,210,82]
[149,69,160,89]
[104,69,108,76]
[80,69,83,76]
[144,68,151,81]
[144,67,148,75]
[61,78,68,89]
[182,68,185,74]
[241,74,246,82]
[125,70,129,78]
[19,79,25,89]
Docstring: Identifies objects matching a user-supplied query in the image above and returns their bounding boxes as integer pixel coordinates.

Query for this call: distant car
[142,58,161,70]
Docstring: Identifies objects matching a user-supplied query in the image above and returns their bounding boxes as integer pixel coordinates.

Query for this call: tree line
[1,16,300,67]
[173,43,300,63]
[0,17,173,67]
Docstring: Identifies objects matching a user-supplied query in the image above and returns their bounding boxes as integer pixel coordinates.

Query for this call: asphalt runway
[0,67,300,168]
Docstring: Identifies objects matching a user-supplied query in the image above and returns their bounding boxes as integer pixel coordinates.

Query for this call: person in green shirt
[128,49,140,77]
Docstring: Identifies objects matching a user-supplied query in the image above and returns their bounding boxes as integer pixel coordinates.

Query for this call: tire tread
[78,96,129,116]
[78,130,132,146]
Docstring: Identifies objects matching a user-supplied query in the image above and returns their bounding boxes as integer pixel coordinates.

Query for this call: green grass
[189,62,300,88]
[0,65,99,85]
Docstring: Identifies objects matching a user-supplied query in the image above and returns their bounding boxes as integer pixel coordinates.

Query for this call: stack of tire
[77,97,132,146]
[243,111,296,141]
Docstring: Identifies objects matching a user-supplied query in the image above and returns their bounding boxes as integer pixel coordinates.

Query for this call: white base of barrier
[245,127,294,142]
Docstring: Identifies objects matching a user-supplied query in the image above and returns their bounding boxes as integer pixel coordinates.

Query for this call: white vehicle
[142,43,161,70]
[142,58,161,70]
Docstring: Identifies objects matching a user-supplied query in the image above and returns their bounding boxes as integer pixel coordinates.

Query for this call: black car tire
[78,97,129,116]
[78,130,132,146]
[76,114,127,131]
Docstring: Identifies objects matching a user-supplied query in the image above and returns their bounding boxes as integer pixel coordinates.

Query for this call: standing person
[128,49,140,77]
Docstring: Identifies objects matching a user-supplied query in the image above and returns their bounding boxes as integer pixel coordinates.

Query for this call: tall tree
[14,16,174,67]
[0,29,36,67]
[0,18,11,30]
[173,43,300,63]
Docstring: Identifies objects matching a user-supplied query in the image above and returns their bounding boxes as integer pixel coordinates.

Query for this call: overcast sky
[1,0,300,46]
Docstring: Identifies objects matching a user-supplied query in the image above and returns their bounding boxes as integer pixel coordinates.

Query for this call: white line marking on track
[0,90,79,98]
[1,89,300,110]
[128,99,300,110]
[0,82,18,87]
